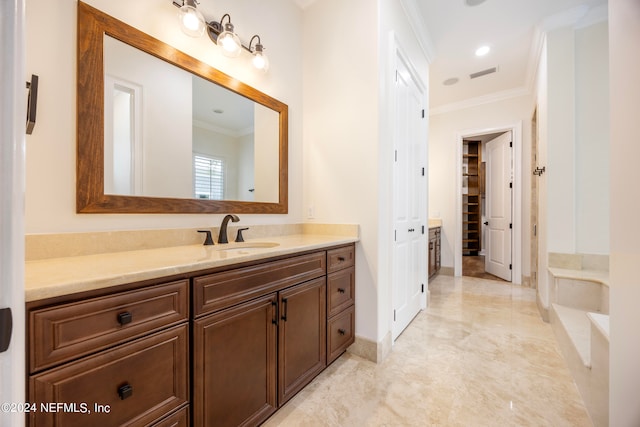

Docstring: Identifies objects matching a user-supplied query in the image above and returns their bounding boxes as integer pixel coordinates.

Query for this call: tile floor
[264,275,592,426]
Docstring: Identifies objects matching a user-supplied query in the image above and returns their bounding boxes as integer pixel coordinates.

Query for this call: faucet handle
[197,230,214,246]
[235,228,249,243]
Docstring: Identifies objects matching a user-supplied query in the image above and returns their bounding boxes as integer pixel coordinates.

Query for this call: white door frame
[454,122,522,284]
[0,0,26,424]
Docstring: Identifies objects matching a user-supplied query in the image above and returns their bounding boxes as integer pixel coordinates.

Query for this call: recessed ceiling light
[443,77,459,86]
[475,45,490,56]
[465,0,487,6]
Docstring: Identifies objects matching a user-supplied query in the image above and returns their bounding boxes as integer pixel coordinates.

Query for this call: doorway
[455,123,522,284]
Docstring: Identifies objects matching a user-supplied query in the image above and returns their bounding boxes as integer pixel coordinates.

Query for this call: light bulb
[218,24,241,58]
[178,4,205,37]
[251,45,269,72]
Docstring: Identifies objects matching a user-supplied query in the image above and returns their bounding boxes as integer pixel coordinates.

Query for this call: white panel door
[392,53,426,341]
[485,132,513,281]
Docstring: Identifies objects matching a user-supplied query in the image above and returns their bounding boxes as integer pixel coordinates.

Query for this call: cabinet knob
[337,288,345,294]
[118,383,133,400]
[338,329,346,335]
[117,311,132,325]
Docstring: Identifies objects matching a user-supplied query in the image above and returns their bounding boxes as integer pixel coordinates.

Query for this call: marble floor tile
[263,275,592,427]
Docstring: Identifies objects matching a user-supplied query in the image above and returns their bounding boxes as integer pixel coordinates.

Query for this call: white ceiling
[415,0,608,112]
[294,0,608,113]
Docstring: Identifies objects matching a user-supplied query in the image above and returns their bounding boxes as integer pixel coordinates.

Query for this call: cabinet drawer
[29,280,189,372]
[327,267,355,318]
[327,245,355,274]
[327,305,355,364]
[153,406,189,427]
[193,251,326,317]
[29,325,189,427]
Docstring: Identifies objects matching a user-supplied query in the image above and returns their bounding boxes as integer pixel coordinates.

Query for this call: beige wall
[25,0,304,232]
[428,94,533,279]
[303,0,430,345]
[609,0,640,424]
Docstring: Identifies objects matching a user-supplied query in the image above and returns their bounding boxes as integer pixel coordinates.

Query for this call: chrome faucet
[218,214,240,244]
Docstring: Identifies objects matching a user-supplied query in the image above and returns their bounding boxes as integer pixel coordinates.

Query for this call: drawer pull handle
[337,288,346,294]
[271,301,278,325]
[338,329,346,335]
[281,298,288,322]
[338,256,346,262]
[117,312,132,325]
[118,383,133,400]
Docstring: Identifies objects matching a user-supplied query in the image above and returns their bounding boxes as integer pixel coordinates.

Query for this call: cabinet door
[278,277,326,405]
[193,294,277,427]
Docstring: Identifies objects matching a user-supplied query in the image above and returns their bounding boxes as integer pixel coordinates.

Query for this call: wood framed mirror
[77,2,288,213]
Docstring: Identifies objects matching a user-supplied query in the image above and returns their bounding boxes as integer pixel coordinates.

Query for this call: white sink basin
[214,242,280,252]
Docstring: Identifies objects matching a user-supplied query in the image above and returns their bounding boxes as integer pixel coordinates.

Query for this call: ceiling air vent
[470,67,498,79]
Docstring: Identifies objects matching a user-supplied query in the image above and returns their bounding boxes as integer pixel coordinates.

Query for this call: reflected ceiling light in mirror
[177,0,205,37]
[172,1,268,71]
[249,35,269,72]
[475,45,490,56]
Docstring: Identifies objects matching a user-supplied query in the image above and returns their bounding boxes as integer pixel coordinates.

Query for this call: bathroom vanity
[428,225,441,279]
[25,235,356,426]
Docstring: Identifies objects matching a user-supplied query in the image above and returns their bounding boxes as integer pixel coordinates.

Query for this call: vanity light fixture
[177,0,206,37]
[249,35,269,72]
[172,1,268,71]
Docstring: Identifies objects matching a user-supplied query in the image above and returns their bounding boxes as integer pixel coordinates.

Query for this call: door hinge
[534,224,537,236]
[421,109,425,118]
[394,230,397,241]
[509,264,512,270]
[509,223,512,229]
[421,283,425,293]
[509,141,513,148]
[395,150,398,162]
[393,309,396,321]
[422,225,425,234]
[422,167,425,176]
[509,182,512,189]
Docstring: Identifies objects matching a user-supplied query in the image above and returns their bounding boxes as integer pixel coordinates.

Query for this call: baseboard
[348,331,393,363]
[439,267,454,276]
[537,291,550,323]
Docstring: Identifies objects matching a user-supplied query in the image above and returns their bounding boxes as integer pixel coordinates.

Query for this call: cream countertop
[25,233,357,302]
[428,219,442,228]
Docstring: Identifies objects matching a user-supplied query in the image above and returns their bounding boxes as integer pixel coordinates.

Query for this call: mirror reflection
[103,36,279,203]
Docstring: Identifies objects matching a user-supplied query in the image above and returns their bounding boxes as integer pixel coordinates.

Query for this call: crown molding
[429,86,531,116]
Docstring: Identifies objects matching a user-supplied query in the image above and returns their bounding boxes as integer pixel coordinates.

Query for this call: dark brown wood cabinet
[192,252,330,426]
[27,243,356,427]
[27,280,190,427]
[326,246,355,364]
[193,294,278,427]
[278,277,326,404]
[429,227,441,279]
